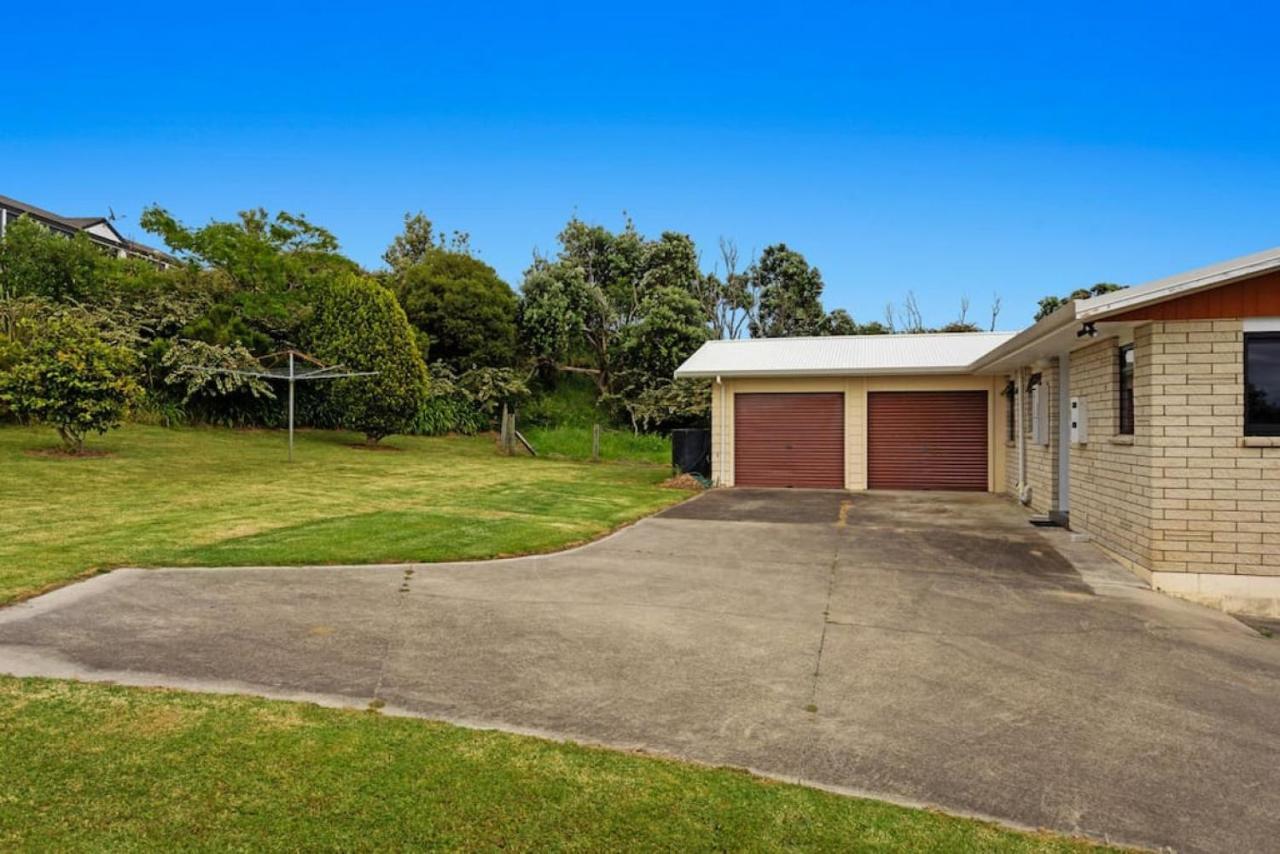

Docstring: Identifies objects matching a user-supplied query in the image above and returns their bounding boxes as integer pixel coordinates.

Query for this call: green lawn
[0,677,1114,852]
[522,424,672,465]
[0,424,687,604]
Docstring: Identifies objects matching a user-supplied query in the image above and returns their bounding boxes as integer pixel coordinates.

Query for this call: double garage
[728,386,1000,492]
[676,334,1015,493]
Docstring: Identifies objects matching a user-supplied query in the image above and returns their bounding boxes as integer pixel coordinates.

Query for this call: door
[734,393,844,489]
[867,391,988,490]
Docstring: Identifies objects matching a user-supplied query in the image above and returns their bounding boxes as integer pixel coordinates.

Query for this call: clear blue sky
[5,1,1278,329]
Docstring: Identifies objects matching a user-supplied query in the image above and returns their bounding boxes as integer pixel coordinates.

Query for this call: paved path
[2,490,1277,852]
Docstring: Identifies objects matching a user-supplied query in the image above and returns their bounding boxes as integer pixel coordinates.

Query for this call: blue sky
[4,1,1278,329]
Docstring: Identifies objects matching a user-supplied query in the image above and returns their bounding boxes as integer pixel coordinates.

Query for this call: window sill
[1238,436,1280,448]
[1108,434,1135,446]
[1004,440,1016,448]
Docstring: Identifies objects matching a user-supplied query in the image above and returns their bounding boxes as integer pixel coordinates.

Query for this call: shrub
[0,314,141,452]
[307,275,428,442]
[393,250,519,370]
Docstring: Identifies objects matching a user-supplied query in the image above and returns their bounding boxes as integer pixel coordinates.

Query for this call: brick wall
[1069,320,1280,585]
[1023,359,1059,515]
[1142,320,1280,579]
[1067,332,1156,575]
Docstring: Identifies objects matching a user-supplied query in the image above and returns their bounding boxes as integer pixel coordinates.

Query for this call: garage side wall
[710,375,1007,492]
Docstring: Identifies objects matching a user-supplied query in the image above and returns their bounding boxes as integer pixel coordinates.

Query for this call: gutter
[965,302,1079,374]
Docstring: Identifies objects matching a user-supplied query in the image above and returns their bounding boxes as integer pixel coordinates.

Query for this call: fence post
[591,423,601,462]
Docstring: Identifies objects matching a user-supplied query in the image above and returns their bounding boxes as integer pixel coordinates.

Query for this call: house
[675,245,1280,617]
[0,194,177,268]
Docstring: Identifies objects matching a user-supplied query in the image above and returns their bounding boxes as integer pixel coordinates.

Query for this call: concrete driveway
[2,490,1278,852]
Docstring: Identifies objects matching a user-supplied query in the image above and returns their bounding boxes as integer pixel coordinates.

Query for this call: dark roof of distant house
[0,193,174,263]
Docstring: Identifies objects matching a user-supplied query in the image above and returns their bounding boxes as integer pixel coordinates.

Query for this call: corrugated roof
[675,332,1017,378]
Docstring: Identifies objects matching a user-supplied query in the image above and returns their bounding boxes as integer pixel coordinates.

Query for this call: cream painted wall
[710,374,1008,492]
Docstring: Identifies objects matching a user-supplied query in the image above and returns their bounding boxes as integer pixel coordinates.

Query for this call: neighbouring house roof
[675,332,1017,378]
[0,193,175,265]
[969,244,1280,373]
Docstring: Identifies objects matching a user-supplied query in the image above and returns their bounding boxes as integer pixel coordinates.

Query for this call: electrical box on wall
[1070,397,1088,444]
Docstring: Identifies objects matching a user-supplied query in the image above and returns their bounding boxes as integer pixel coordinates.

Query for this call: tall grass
[521,425,670,466]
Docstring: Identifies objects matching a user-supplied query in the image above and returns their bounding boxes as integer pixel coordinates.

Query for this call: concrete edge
[0,489,718,615]
[0,646,1144,852]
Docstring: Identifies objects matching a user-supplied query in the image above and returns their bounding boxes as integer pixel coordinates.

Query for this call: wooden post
[500,404,510,455]
[591,423,601,462]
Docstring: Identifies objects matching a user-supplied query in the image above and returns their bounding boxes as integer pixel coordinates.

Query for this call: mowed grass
[0,677,1116,853]
[0,424,687,604]
[523,424,671,465]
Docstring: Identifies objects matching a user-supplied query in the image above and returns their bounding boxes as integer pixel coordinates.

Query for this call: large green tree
[516,217,716,396]
[394,250,518,370]
[307,275,428,443]
[748,244,827,337]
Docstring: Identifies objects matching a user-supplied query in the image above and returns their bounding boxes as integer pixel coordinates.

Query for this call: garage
[867,391,988,490]
[734,393,844,489]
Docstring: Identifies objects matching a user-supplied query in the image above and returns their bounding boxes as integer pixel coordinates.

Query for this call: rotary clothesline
[205,349,377,461]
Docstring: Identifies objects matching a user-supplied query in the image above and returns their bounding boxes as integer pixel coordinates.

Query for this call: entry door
[734,393,844,489]
[867,391,988,490]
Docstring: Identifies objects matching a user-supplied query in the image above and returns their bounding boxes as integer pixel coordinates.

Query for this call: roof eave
[675,365,978,380]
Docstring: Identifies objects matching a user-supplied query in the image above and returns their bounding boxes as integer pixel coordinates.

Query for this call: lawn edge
[0,487,705,607]
[0,673,1127,852]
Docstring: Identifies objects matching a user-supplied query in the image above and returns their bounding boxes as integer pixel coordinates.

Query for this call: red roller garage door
[867,391,988,491]
[734,393,844,489]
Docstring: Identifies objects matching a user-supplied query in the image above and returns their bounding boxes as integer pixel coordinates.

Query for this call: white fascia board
[675,365,975,379]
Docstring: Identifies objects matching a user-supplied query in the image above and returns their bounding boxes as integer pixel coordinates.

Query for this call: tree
[0,313,140,452]
[394,249,518,370]
[1034,283,1125,321]
[307,275,428,443]
[824,309,858,335]
[140,206,355,342]
[748,244,827,337]
[0,216,116,302]
[618,286,710,392]
[708,238,752,339]
[383,212,473,273]
[517,262,582,370]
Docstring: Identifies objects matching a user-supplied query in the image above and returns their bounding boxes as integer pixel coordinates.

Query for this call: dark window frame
[1244,332,1280,436]
[1117,344,1135,435]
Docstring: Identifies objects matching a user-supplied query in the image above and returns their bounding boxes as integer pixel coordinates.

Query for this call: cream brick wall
[1019,359,1059,516]
[1067,333,1156,576]
[1066,320,1280,614]
[1141,320,1280,580]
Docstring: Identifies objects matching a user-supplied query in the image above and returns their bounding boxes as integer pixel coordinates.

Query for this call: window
[1245,333,1280,436]
[1118,344,1135,435]
[1003,381,1017,441]
[1027,373,1047,445]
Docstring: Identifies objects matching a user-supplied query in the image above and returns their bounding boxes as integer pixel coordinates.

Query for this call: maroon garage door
[867,391,988,491]
[734,393,844,489]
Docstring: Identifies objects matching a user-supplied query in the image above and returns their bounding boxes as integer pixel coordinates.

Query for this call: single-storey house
[675,245,1280,617]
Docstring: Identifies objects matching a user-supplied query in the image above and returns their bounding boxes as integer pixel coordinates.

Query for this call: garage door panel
[868,391,988,491]
[735,393,844,489]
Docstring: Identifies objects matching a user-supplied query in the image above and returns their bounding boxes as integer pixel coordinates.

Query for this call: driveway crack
[371,566,416,706]
[808,512,846,712]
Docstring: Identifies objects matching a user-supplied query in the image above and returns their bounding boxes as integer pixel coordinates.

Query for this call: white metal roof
[675,332,1017,378]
